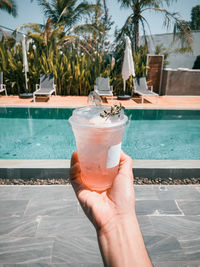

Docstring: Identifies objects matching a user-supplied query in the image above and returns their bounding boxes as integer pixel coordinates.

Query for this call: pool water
[0,107,200,160]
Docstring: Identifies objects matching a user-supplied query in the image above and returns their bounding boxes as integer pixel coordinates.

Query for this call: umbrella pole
[25,71,28,94]
[123,79,126,96]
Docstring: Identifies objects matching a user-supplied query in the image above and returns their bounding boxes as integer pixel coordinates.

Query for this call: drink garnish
[100,104,125,119]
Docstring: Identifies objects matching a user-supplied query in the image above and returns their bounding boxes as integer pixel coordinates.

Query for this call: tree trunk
[133,2,140,52]
[102,0,108,23]
[133,18,139,52]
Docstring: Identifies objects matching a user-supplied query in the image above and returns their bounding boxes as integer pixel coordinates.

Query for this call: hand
[70,151,152,267]
[70,151,135,232]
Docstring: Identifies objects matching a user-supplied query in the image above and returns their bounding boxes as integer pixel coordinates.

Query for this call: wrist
[97,212,137,237]
[97,212,152,267]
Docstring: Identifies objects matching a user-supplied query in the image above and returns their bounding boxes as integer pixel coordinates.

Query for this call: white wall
[141,31,200,69]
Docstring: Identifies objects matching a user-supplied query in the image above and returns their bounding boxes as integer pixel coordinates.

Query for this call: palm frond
[0,0,17,16]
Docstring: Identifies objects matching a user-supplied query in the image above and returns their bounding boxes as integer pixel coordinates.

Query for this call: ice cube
[89,116,112,125]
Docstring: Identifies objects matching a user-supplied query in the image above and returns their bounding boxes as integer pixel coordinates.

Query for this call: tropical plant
[193,55,200,69]
[0,28,111,96]
[115,0,192,52]
[155,44,170,68]
[190,5,200,30]
[0,0,17,16]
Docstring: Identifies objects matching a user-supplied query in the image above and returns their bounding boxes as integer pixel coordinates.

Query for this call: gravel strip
[0,177,199,185]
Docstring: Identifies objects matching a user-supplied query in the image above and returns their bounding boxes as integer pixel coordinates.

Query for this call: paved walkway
[0,95,200,109]
[0,184,199,266]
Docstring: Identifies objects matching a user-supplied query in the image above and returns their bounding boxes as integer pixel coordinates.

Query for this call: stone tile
[135,200,182,215]
[156,185,200,200]
[188,264,200,267]
[153,262,200,267]
[0,237,54,264]
[144,235,185,261]
[195,186,200,193]
[134,185,158,200]
[0,186,20,200]
[24,199,82,217]
[52,236,102,264]
[177,201,200,215]
[0,216,38,237]
[137,216,155,235]
[65,264,103,267]
[178,235,200,261]
[0,200,29,218]
[16,185,76,202]
[3,264,103,267]
[150,216,200,237]
[36,216,95,237]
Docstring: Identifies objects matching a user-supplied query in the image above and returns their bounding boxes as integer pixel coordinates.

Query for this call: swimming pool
[0,107,200,160]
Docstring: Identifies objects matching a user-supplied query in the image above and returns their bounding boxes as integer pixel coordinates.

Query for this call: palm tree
[116,0,192,52]
[77,0,113,53]
[0,0,17,16]
[36,0,96,33]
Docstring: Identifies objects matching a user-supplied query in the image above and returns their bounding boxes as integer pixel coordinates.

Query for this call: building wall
[141,31,200,69]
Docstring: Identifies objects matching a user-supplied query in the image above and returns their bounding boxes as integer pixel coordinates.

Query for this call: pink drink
[69,106,128,191]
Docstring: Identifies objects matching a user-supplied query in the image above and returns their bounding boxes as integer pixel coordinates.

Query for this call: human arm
[70,151,152,267]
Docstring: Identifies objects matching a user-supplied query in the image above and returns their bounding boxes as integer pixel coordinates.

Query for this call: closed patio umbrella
[20,34,33,98]
[118,36,135,100]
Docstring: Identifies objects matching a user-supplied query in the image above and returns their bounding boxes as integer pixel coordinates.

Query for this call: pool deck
[0,94,200,109]
[0,95,200,266]
[0,184,200,266]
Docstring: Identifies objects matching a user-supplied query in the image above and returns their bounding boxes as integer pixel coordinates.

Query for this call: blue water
[0,107,200,160]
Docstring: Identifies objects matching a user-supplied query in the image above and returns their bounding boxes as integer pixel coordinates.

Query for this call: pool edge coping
[1,159,200,168]
[1,104,200,110]
[0,159,200,179]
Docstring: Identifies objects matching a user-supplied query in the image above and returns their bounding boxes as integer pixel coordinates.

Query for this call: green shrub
[193,55,200,69]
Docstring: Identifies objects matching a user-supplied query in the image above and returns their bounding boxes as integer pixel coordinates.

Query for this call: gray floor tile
[52,236,102,264]
[144,235,185,261]
[0,185,199,266]
[177,201,200,215]
[150,216,200,237]
[188,264,200,267]
[36,216,95,237]
[135,200,182,215]
[65,264,103,267]
[0,200,29,218]
[0,216,38,237]
[178,235,200,261]
[0,186,20,200]
[24,199,81,217]
[3,264,103,267]
[134,185,158,200]
[153,262,200,267]
[0,237,54,264]
[156,185,200,200]
[137,216,156,235]
[16,185,76,201]
[195,186,200,192]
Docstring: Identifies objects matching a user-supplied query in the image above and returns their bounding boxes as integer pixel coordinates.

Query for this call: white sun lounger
[133,77,158,104]
[94,77,113,100]
[0,72,7,96]
[33,74,56,102]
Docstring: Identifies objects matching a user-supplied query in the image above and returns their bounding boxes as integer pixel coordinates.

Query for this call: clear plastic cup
[69,105,128,191]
